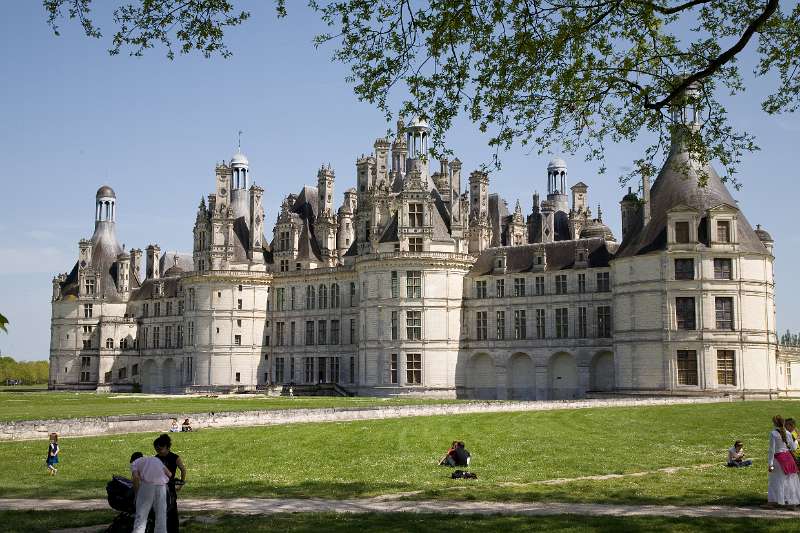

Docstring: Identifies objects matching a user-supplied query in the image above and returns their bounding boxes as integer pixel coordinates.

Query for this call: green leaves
[0,312,7,333]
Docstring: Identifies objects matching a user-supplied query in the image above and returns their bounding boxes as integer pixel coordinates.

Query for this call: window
[153,327,160,348]
[304,357,314,383]
[331,320,340,345]
[350,319,356,344]
[289,358,295,381]
[350,356,356,383]
[154,302,161,317]
[280,259,289,272]
[391,271,399,297]
[234,334,242,346]
[409,203,424,227]
[475,280,487,299]
[143,303,149,317]
[81,356,91,368]
[279,230,290,250]
[391,311,398,340]
[177,325,183,347]
[185,357,192,381]
[675,221,691,243]
[555,275,568,295]
[80,371,91,382]
[496,279,505,298]
[104,371,112,383]
[319,284,328,309]
[132,363,139,376]
[714,258,732,280]
[717,220,731,243]
[676,297,696,330]
[555,308,569,338]
[105,338,114,349]
[535,309,545,338]
[290,321,296,346]
[305,321,314,345]
[178,300,184,315]
[84,278,95,295]
[407,271,422,298]
[390,354,398,384]
[166,301,173,316]
[535,276,544,296]
[715,297,734,330]
[409,237,423,252]
[496,311,506,340]
[275,357,285,383]
[82,339,91,349]
[717,350,736,385]
[577,274,586,294]
[81,357,91,382]
[675,258,694,280]
[188,289,196,310]
[677,350,698,385]
[165,326,173,348]
[276,288,285,310]
[235,372,241,383]
[331,284,340,308]
[306,286,315,309]
[120,338,128,350]
[318,320,327,345]
[596,272,610,292]
[291,287,296,309]
[514,310,527,340]
[406,354,422,384]
[84,304,93,318]
[349,282,357,306]
[237,299,242,310]
[476,311,488,340]
[514,278,526,297]
[577,307,587,338]
[597,306,612,338]
[406,310,422,340]
[276,322,285,346]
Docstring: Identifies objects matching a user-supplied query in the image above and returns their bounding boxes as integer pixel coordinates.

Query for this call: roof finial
[597,204,603,222]
[237,130,243,152]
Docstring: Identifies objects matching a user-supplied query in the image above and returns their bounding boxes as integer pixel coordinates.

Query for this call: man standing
[131,445,171,533]
[154,433,187,533]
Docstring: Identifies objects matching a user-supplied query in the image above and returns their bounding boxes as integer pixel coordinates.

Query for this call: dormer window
[717,221,730,243]
[675,222,690,243]
[409,203,424,227]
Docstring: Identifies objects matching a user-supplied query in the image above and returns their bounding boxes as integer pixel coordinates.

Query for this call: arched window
[120,338,128,350]
[306,285,315,309]
[106,338,114,349]
[319,284,328,309]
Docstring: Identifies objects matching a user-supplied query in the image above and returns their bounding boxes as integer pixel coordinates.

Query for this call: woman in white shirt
[768,415,800,507]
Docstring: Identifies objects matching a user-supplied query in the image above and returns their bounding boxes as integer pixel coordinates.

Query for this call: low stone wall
[0,396,733,441]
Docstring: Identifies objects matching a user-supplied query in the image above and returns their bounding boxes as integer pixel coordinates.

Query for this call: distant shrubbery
[0,356,49,385]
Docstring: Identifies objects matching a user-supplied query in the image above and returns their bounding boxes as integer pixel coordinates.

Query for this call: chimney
[145,244,161,280]
[642,174,651,227]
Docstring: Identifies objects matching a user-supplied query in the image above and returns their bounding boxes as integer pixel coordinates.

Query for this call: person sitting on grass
[181,418,192,432]
[727,440,752,467]
[439,441,471,467]
[439,441,458,466]
[169,419,180,433]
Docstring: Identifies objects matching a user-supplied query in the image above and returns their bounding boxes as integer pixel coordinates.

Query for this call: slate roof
[59,221,125,302]
[470,237,618,276]
[616,144,768,258]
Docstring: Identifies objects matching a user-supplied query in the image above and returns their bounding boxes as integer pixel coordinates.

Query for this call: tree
[42,0,800,187]
[0,312,7,333]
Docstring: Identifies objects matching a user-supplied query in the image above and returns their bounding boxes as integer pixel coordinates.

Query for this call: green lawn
[0,511,792,533]
[0,400,795,506]
[0,391,463,422]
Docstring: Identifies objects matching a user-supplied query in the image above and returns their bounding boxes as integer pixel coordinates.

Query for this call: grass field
[0,391,463,422]
[0,511,791,533]
[0,400,795,506]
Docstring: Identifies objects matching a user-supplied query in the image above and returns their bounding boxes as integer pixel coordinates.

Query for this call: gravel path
[1,496,796,520]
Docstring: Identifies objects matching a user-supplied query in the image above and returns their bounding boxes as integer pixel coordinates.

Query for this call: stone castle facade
[49,110,797,398]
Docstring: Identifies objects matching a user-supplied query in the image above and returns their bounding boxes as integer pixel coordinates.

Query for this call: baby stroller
[105,475,154,533]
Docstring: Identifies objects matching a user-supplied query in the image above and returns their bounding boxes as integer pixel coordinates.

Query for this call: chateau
[49,106,796,398]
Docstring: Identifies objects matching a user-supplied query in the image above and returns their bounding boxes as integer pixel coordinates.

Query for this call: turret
[337,189,357,256]
[406,116,430,183]
[95,185,116,227]
[374,139,390,188]
[129,248,142,280]
[546,158,569,212]
[571,182,588,212]
[468,170,492,254]
[391,118,408,175]
[116,249,131,299]
[230,149,250,219]
[145,244,160,280]
[317,165,335,216]
[620,187,640,241]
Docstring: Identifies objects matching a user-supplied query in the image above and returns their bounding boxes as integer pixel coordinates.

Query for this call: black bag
[106,475,136,514]
[451,470,477,480]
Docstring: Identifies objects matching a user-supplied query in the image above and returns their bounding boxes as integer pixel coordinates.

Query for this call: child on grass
[46,432,59,475]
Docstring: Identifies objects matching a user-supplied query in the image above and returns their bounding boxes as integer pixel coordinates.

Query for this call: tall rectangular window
[275,357,285,383]
[304,357,314,383]
[237,299,242,310]
[475,280,487,299]
[577,307,587,338]
[318,320,327,345]
[391,311,398,340]
[234,334,241,346]
[407,271,422,298]
[677,350,698,385]
[176,325,183,348]
[535,276,544,296]
[290,286,296,309]
[496,279,505,298]
[166,301,173,316]
[596,272,610,292]
[188,322,194,345]
[476,311,488,340]
[555,275,568,295]
[535,309,545,338]
[154,302,161,317]
[318,285,328,309]
[290,321,296,346]
[276,322,285,346]
[350,319,356,344]
[714,258,732,280]
[178,300,184,315]
[514,310,527,340]
[306,286,315,309]
[153,327,160,348]
[276,288,285,310]
[165,325,173,348]
[331,284,340,308]
[409,237,423,252]
[496,311,506,340]
[577,274,586,294]
[350,282,356,306]
[391,271,399,298]
[350,356,355,383]
[597,306,612,338]
[676,297,696,330]
[715,297,734,330]
[675,258,695,280]
[330,320,340,345]
[185,357,192,381]
[514,278,526,297]
[675,221,691,243]
[555,308,569,338]
[406,310,422,340]
[84,304,93,318]
[408,203,424,227]
[406,353,422,384]
[305,321,314,345]
[84,278,95,295]
[717,350,736,385]
[716,220,731,243]
[390,354,398,384]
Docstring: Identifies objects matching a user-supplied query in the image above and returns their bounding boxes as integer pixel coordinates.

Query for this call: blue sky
[1,3,799,360]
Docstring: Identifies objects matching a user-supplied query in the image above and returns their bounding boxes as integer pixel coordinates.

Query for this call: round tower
[230,149,250,219]
[95,185,116,226]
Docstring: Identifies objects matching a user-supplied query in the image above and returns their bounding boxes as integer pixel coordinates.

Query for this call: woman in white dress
[768,415,800,506]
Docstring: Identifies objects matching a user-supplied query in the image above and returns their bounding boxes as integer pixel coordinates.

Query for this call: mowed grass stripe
[0,401,795,505]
